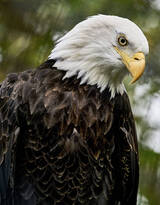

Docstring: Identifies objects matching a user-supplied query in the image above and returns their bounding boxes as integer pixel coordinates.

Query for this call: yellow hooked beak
[114,47,145,84]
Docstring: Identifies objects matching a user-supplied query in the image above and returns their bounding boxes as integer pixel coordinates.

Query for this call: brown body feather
[0,60,138,205]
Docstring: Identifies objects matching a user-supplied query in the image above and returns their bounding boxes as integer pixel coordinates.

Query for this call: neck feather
[49,56,126,98]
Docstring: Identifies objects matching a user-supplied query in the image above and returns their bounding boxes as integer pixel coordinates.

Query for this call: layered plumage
[0,15,149,205]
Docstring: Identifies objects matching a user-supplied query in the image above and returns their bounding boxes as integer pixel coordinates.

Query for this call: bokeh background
[0,0,160,204]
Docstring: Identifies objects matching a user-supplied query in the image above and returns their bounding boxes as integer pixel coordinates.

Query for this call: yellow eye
[118,36,128,46]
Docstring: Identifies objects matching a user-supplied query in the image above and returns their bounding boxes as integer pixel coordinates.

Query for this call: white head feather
[49,15,149,98]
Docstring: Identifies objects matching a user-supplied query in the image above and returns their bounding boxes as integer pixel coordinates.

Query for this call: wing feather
[112,93,139,205]
[0,72,36,205]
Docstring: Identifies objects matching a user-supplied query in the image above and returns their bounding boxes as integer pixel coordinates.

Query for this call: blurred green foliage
[0,0,160,204]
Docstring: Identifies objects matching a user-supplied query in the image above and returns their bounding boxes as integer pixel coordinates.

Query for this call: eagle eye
[118,36,128,46]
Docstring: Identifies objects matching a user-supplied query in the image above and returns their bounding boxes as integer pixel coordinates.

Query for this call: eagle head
[49,15,149,97]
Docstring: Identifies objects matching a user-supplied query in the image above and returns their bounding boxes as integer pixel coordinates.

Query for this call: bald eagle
[0,15,149,205]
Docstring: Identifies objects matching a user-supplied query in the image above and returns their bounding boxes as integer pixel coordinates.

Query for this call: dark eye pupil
[121,38,126,44]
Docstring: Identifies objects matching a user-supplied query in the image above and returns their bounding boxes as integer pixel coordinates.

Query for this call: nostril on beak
[134,57,139,61]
